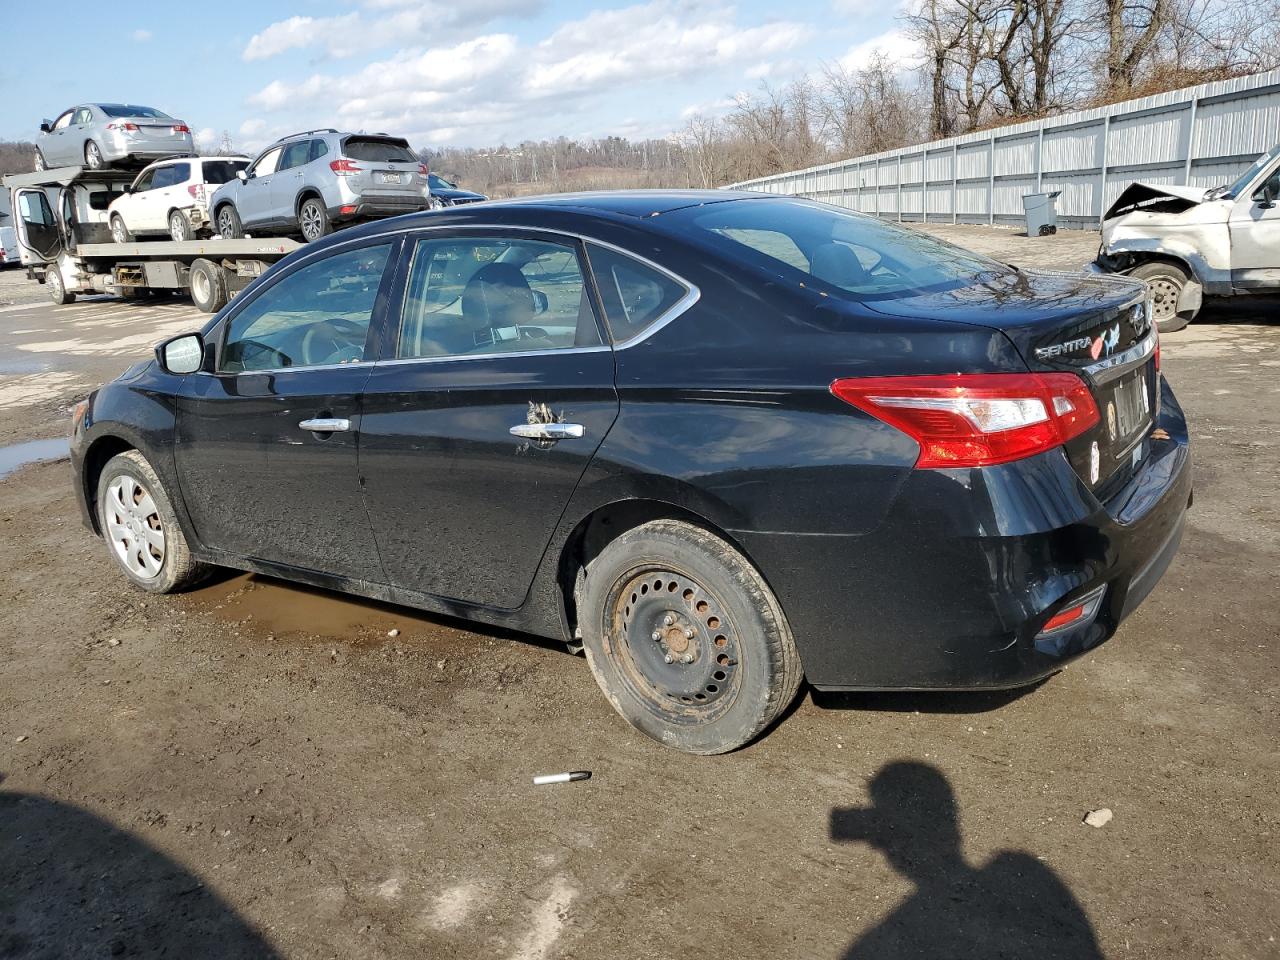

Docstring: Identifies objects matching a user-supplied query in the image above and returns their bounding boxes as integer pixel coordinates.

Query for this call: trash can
[1022,191,1061,236]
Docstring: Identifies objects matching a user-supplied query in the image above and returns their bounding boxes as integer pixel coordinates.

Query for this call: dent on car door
[173,239,401,577]
[359,231,619,608]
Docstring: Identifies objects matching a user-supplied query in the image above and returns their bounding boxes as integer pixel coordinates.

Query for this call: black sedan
[70,191,1192,754]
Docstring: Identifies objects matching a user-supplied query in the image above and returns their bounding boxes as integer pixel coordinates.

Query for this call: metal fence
[728,69,1280,230]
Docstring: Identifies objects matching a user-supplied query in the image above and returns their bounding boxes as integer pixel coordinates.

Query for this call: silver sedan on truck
[35,104,194,171]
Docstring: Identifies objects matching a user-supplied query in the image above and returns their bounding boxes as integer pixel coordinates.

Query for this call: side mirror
[39,120,52,133]
[156,333,205,375]
[121,184,133,194]
[530,289,549,315]
[236,170,250,183]
[1260,180,1277,209]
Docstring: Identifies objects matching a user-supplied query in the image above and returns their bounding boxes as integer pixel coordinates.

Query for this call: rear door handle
[299,417,350,432]
[509,422,585,441]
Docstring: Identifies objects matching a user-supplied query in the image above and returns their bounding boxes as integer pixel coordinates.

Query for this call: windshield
[98,104,172,120]
[201,160,249,184]
[343,137,418,163]
[669,198,1006,300]
[1216,145,1280,199]
[428,173,456,190]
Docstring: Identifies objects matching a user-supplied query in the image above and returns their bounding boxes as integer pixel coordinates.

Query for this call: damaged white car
[1091,144,1280,331]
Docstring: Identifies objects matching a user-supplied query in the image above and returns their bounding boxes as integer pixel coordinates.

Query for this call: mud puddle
[0,437,70,479]
[185,572,494,651]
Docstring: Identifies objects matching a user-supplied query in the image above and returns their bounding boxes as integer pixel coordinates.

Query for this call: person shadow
[830,762,1105,960]
[0,776,280,958]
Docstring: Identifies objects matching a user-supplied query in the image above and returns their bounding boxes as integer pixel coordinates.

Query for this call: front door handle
[299,417,350,432]
[509,422,585,441]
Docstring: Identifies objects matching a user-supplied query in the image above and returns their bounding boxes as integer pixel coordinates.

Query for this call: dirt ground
[0,230,1277,960]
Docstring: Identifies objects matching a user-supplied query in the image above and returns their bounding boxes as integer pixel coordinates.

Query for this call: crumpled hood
[1104,182,1210,220]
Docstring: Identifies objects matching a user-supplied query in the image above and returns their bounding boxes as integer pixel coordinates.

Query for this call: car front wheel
[1130,261,1197,332]
[97,450,208,593]
[578,519,803,754]
[216,205,244,240]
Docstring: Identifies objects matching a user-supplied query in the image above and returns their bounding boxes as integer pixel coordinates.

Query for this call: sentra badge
[1035,336,1093,360]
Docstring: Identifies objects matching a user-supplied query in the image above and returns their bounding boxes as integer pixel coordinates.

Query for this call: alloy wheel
[300,202,324,241]
[607,566,743,723]
[104,474,165,579]
[217,208,236,238]
[111,218,128,244]
[86,142,103,170]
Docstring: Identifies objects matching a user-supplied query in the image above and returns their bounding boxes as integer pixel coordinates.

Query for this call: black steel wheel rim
[605,564,743,724]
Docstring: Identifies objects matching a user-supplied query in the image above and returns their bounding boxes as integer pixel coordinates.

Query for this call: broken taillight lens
[831,372,1099,468]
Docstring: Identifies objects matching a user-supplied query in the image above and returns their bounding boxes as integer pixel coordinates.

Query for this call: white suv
[108,156,249,242]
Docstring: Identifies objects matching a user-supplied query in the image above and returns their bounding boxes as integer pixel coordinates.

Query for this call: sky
[0,0,914,156]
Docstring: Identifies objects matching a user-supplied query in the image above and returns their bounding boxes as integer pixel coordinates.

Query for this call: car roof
[480,189,768,218]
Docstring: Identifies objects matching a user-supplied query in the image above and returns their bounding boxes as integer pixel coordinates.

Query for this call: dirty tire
[97,450,208,594]
[216,204,243,240]
[110,215,132,244]
[579,519,803,754]
[46,267,74,305]
[189,258,228,313]
[1130,261,1195,333]
[298,198,331,242]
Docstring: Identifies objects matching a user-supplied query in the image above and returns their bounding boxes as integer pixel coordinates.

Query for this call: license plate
[377,172,403,184]
[1114,372,1150,442]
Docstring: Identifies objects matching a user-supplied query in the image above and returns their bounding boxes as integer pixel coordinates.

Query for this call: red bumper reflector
[340,205,357,215]
[1041,604,1086,633]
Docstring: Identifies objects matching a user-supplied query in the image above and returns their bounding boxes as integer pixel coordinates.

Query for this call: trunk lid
[864,269,1157,496]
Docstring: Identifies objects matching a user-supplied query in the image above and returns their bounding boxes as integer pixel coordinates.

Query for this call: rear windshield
[98,104,171,119]
[201,160,249,184]
[669,198,1005,300]
[343,137,418,163]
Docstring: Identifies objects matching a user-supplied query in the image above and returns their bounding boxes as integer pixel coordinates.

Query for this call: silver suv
[209,129,430,242]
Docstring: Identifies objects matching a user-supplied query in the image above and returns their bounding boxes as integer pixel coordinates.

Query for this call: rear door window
[279,141,313,171]
[584,243,690,344]
[397,236,600,359]
[150,166,178,190]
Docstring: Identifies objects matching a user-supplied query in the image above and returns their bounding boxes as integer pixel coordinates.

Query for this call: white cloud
[243,0,542,61]
[244,0,810,147]
[840,27,919,71]
[132,28,152,42]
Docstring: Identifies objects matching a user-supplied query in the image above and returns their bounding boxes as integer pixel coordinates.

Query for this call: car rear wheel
[85,141,104,170]
[216,205,243,240]
[189,258,228,313]
[46,267,75,305]
[298,198,332,242]
[110,215,132,244]
[33,149,46,171]
[97,451,208,593]
[1130,261,1196,333]
[169,210,194,242]
[578,519,803,754]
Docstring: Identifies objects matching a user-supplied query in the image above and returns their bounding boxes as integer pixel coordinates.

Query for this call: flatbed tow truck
[2,166,301,312]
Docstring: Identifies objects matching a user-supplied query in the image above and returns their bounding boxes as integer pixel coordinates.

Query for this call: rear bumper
[330,197,430,222]
[735,376,1192,691]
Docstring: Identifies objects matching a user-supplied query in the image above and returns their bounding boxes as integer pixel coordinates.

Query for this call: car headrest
[809,242,868,289]
[461,262,534,329]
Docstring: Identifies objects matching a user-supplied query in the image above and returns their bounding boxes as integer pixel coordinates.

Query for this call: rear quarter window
[585,243,690,344]
[200,160,248,184]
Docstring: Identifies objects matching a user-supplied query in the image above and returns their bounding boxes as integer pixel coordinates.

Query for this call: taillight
[107,122,139,132]
[173,124,191,134]
[831,372,1100,468]
[330,159,361,175]
[418,163,429,177]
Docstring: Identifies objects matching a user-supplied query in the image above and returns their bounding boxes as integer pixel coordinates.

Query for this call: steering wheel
[301,317,367,365]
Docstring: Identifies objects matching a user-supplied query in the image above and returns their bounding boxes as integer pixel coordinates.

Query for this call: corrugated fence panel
[1193,90,1280,158]
[1108,108,1188,167]
[729,69,1280,229]
[1042,123,1103,173]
